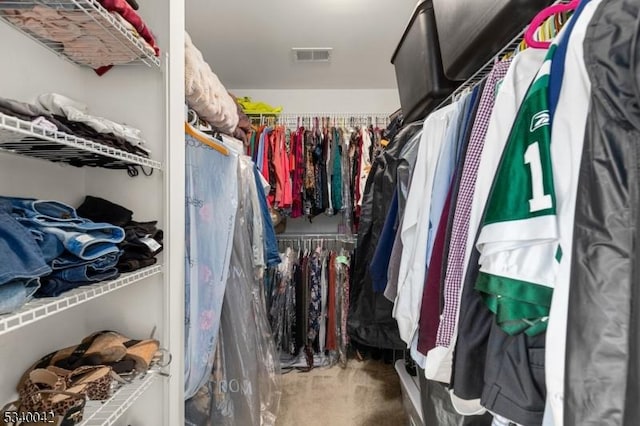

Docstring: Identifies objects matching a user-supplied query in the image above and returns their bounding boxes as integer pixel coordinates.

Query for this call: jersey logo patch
[530,110,550,132]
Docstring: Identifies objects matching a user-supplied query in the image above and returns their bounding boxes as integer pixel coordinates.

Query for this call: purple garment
[435,59,512,348]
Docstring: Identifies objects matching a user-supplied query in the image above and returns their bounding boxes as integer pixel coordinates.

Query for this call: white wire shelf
[0,0,161,69]
[80,371,160,426]
[0,113,163,170]
[0,264,163,337]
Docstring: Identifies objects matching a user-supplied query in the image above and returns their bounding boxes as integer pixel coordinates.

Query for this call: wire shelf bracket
[0,113,163,170]
[0,264,163,337]
[0,0,161,69]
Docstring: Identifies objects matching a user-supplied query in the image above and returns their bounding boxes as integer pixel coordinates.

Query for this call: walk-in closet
[0,0,638,425]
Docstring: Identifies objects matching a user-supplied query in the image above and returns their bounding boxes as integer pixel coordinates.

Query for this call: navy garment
[548,0,591,120]
[370,189,399,293]
[253,167,281,267]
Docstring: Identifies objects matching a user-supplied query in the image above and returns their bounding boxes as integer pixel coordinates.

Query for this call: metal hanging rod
[277,233,358,251]
[249,113,391,128]
[277,233,357,241]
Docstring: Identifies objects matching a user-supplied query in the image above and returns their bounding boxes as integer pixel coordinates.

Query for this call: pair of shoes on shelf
[30,330,162,376]
[2,365,116,426]
[20,365,123,403]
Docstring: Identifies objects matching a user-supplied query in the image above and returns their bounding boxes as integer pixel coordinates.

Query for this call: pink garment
[282,131,293,208]
[99,0,159,56]
[273,127,285,205]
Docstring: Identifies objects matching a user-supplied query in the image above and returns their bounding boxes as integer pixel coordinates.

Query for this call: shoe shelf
[0,264,163,337]
[0,113,163,170]
[80,371,160,426]
[0,0,160,69]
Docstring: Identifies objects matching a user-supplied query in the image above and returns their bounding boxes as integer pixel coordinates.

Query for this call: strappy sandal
[51,331,127,369]
[48,365,126,401]
[71,330,161,372]
[26,331,128,374]
[17,369,66,404]
[21,387,87,425]
[104,330,166,372]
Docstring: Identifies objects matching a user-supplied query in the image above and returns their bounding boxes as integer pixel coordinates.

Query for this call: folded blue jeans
[49,263,120,284]
[51,250,121,270]
[0,201,51,286]
[48,251,122,283]
[42,226,123,260]
[0,197,124,260]
[27,228,65,263]
[36,272,120,298]
[0,279,40,314]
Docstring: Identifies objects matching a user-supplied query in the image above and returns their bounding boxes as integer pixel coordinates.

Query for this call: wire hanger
[524,0,580,49]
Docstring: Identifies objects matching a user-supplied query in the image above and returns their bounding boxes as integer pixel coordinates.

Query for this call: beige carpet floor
[276,359,409,426]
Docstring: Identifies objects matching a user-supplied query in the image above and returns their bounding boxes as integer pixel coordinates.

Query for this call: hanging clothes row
[266,234,355,370]
[244,114,399,233]
[349,1,636,425]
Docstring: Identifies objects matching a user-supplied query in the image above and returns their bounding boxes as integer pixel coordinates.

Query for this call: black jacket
[347,121,423,349]
[565,0,640,424]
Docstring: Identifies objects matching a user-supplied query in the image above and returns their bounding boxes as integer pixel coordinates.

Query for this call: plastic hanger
[524,0,580,49]
[184,122,230,156]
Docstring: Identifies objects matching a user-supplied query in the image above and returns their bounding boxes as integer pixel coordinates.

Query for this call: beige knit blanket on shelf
[185,31,239,134]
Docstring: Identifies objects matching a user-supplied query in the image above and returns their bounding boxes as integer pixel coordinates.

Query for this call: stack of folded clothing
[0,94,150,159]
[76,196,163,273]
[0,196,125,305]
[0,0,159,75]
[38,93,151,156]
[0,195,164,314]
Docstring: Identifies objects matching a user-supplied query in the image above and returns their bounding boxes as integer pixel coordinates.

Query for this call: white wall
[230,89,400,114]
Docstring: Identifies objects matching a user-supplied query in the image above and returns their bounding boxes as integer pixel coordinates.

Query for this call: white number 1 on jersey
[524,142,552,212]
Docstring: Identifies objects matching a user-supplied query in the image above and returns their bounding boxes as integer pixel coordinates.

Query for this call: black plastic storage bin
[433,0,553,81]
[391,0,457,123]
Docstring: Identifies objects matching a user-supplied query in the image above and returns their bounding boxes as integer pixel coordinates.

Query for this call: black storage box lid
[433,0,554,81]
[391,0,457,123]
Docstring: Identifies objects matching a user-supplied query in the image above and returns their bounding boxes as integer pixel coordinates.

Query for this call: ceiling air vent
[292,48,332,63]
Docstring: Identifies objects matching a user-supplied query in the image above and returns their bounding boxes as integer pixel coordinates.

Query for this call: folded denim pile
[0,94,151,160]
[0,196,124,312]
[0,195,162,315]
[76,195,163,274]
